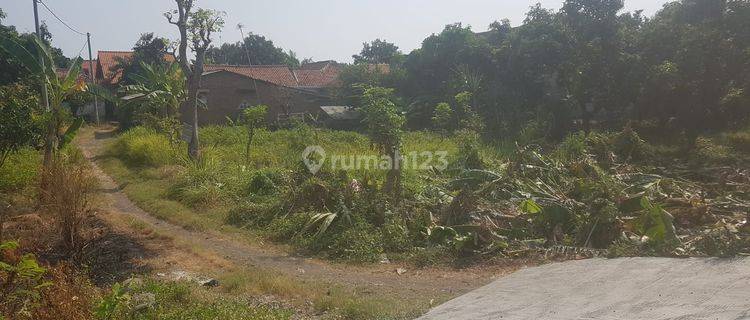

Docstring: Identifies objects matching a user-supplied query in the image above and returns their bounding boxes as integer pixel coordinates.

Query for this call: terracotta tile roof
[97,51,133,85]
[97,51,174,85]
[299,60,337,70]
[80,60,97,81]
[204,64,299,87]
[205,62,342,89]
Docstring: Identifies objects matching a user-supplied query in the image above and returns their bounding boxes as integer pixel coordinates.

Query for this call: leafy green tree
[0,36,85,167]
[335,63,403,107]
[240,105,268,160]
[402,23,492,128]
[353,39,403,65]
[118,33,172,85]
[432,102,454,136]
[207,33,299,67]
[0,84,43,168]
[0,10,68,86]
[120,62,187,143]
[120,63,186,120]
[360,86,405,197]
[455,91,484,132]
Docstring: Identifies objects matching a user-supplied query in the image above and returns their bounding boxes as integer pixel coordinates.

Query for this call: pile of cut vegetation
[106,124,750,265]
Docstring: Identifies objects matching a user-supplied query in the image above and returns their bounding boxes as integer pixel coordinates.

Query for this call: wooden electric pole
[32,0,50,111]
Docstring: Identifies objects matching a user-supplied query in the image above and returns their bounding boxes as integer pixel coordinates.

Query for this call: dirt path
[76,126,521,306]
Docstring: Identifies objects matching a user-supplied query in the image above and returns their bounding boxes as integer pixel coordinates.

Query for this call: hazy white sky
[2,0,672,63]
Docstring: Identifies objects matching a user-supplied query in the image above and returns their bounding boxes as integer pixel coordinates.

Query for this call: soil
[73,125,532,305]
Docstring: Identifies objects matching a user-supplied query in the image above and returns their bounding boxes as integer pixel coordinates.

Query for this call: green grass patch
[0,147,40,192]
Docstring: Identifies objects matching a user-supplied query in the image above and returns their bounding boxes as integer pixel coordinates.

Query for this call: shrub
[0,148,40,192]
[38,154,95,251]
[693,137,735,164]
[265,213,309,242]
[0,241,50,319]
[381,220,411,253]
[169,155,228,208]
[330,223,383,262]
[225,202,278,228]
[247,170,280,196]
[109,127,179,167]
[0,84,43,169]
[612,126,646,160]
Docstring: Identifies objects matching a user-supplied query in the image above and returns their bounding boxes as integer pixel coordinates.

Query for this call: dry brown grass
[39,154,96,252]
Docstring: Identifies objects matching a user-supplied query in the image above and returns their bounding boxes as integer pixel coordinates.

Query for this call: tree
[207,33,299,67]
[240,105,268,160]
[360,86,405,198]
[119,62,186,140]
[166,0,225,160]
[353,39,402,65]
[118,33,172,85]
[432,102,454,136]
[0,10,68,86]
[455,91,484,132]
[0,84,43,168]
[0,36,85,167]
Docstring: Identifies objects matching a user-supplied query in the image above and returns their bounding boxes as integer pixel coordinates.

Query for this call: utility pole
[86,32,100,125]
[32,0,50,111]
[237,23,253,66]
[237,23,262,106]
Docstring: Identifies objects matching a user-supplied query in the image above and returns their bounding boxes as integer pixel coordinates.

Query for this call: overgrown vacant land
[101,123,750,265]
[3,0,750,319]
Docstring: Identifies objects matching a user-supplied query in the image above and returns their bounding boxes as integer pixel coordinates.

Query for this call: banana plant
[0,35,86,166]
[119,62,187,119]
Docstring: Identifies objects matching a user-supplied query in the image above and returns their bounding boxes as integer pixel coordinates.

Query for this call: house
[60,50,347,127]
[181,61,343,126]
[95,51,175,87]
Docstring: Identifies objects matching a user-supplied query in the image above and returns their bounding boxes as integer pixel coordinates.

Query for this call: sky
[2,0,672,63]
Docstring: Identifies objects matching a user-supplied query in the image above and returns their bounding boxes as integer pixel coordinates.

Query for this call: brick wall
[179,71,332,126]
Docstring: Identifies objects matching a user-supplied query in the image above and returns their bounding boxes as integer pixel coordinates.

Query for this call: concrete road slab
[419,257,750,320]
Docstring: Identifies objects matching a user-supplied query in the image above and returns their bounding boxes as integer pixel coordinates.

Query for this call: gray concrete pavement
[419,257,750,320]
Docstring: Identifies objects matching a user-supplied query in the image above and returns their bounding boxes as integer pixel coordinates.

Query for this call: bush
[39,154,95,251]
[381,220,411,253]
[0,241,49,319]
[0,148,40,192]
[169,155,229,208]
[109,127,179,167]
[225,202,278,228]
[265,213,309,242]
[330,223,383,262]
[247,170,281,196]
[693,137,735,164]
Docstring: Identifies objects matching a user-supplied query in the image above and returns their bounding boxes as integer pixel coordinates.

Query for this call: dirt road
[76,126,518,309]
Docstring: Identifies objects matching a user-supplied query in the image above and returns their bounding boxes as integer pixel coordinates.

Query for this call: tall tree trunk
[187,77,201,160]
[187,50,207,161]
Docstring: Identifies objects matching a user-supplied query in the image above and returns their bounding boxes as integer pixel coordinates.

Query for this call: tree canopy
[207,33,299,67]
[0,9,69,86]
[353,39,403,65]
[376,0,750,141]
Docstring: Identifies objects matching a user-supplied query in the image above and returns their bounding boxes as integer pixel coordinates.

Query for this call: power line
[74,39,87,58]
[37,0,86,36]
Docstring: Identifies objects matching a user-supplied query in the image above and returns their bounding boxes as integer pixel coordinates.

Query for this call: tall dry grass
[39,154,95,252]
